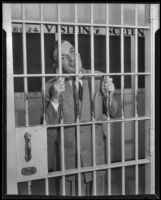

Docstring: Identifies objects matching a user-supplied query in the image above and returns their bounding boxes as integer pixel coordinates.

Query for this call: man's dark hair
[49,40,65,64]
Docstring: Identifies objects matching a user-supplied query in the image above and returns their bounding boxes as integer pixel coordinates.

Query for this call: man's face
[53,41,82,73]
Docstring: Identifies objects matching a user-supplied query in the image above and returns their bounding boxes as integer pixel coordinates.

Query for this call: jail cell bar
[74,4,82,196]
[11,3,153,196]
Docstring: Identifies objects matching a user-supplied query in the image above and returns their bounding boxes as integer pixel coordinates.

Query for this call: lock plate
[16,126,48,182]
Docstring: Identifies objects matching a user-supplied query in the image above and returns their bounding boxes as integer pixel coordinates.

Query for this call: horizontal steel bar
[16,116,151,129]
[11,20,150,29]
[17,159,151,182]
[13,72,151,77]
[14,88,146,100]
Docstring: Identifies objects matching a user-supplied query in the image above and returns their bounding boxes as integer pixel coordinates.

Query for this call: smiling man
[41,40,118,196]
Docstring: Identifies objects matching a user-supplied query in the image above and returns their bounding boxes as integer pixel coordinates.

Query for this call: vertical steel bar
[22,4,29,127]
[108,168,111,195]
[144,4,156,194]
[58,3,65,195]
[40,4,46,125]
[106,4,111,195]
[120,4,124,119]
[40,4,49,195]
[122,167,125,195]
[90,3,96,195]
[135,164,139,195]
[121,4,125,195]
[134,4,139,195]
[58,4,62,74]
[149,5,155,194]
[28,181,32,195]
[74,3,81,196]
[45,178,49,195]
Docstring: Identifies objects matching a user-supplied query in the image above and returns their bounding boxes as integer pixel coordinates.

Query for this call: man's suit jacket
[43,69,118,182]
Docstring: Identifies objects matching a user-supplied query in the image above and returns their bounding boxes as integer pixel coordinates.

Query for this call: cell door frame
[3,3,159,195]
[3,4,18,194]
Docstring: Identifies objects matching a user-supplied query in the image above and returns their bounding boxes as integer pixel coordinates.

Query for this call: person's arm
[101,76,118,118]
[103,96,118,118]
[45,99,61,124]
[40,81,61,124]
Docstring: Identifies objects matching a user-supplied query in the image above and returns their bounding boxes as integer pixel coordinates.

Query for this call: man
[41,40,118,195]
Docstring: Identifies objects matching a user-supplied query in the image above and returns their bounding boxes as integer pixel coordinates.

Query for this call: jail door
[4,3,159,195]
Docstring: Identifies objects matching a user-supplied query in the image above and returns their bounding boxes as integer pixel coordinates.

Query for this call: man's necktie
[79,82,83,102]
[73,77,83,102]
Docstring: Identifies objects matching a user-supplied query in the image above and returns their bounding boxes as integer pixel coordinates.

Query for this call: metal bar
[121,121,125,162]
[13,72,151,77]
[90,4,96,195]
[58,3,65,195]
[135,120,139,161]
[134,11,138,117]
[134,18,139,196]
[14,88,146,98]
[105,4,110,74]
[27,181,32,195]
[134,28,139,199]
[144,5,155,194]
[122,167,125,195]
[4,3,18,194]
[19,116,150,129]
[11,19,151,29]
[18,158,151,182]
[74,7,80,122]
[121,6,124,119]
[93,171,97,195]
[45,178,49,195]
[105,4,112,196]
[58,4,62,74]
[134,6,139,195]
[120,4,125,196]
[62,176,65,196]
[74,4,81,196]
[22,4,29,127]
[78,173,81,196]
[121,116,125,195]
[40,4,46,125]
[121,4,125,195]
[135,164,139,194]
[149,5,155,194]
[108,168,111,195]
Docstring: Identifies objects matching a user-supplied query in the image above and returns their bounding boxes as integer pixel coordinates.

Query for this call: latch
[24,132,32,162]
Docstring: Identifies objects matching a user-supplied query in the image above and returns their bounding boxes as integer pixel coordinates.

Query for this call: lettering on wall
[12,24,144,37]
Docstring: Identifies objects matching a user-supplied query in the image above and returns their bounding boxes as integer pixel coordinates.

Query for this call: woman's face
[53,41,82,73]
